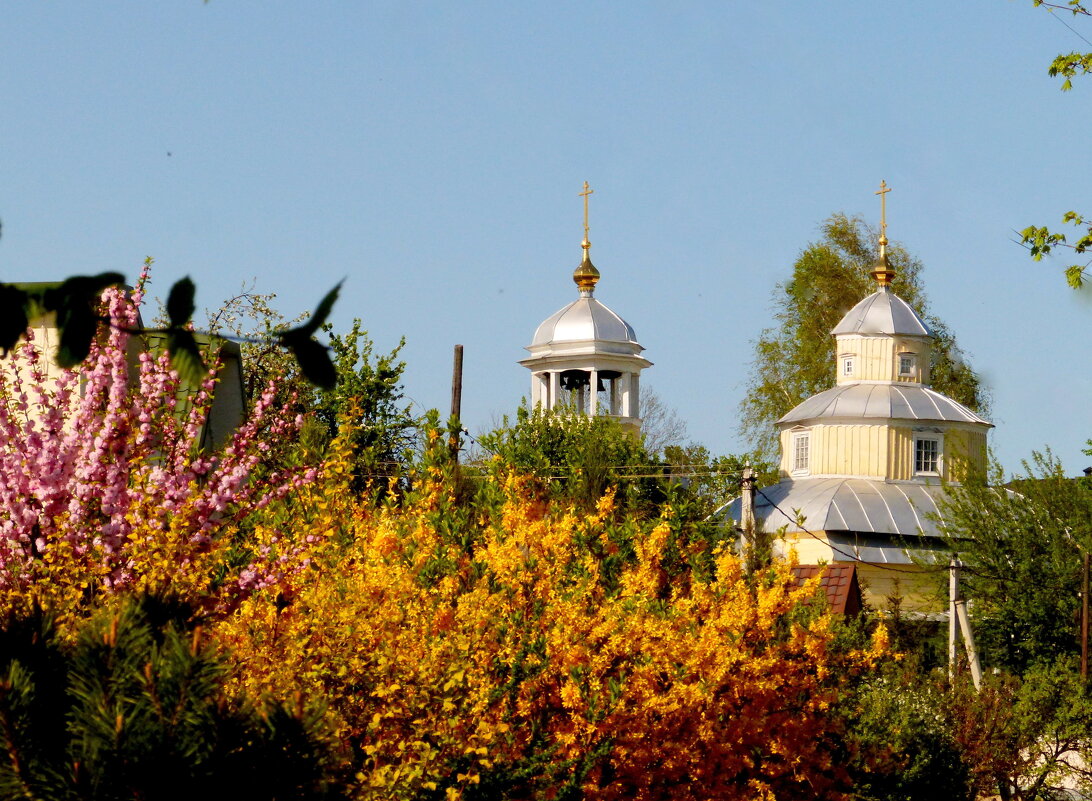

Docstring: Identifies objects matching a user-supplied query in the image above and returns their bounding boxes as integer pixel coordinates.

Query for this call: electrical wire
[1045,3,1092,47]
[753,486,950,575]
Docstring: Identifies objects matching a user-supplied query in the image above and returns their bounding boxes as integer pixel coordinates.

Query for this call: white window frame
[792,430,811,475]
[898,352,916,378]
[913,434,943,476]
[841,355,855,377]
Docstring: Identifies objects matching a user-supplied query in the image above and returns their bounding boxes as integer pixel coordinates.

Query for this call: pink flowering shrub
[0,268,316,617]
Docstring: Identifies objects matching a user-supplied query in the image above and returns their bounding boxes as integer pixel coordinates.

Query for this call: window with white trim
[914,436,941,475]
[899,353,916,377]
[841,355,855,377]
[792,431,810,474]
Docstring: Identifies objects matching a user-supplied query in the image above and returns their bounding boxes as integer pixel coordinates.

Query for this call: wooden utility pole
[955,598,983,691]
[450,345,463,462]
[740,464,755,573]
[949,558,982,691]
[949,559,958,686]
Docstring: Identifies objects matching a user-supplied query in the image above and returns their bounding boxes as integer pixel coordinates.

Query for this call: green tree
[740,214,989,458]
[660,443,776,518]
[476,403,664,512]
[938,451,1092,675]
[842,666,974,801]
[206,290,420,488]
[312,320,420,493]
[0,597,343,800]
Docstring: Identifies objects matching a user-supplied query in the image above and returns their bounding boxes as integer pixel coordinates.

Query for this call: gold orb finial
[574,181,600,293]
[871,179,896,288]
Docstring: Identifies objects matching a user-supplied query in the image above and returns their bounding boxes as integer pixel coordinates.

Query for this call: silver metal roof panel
[531,297,639,347]
[832,289,931,337]
[778,383,991,426]
[717,477,952,539]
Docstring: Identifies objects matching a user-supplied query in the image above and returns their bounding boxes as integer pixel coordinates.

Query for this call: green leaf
[55,306,99,368]
[0,283,29,356]
[166,277,196,328]
[166,329,207,387]
[286,337,337,389]
[43,273,125,368]
[1065,264,1086,288]
[298,281,342,337]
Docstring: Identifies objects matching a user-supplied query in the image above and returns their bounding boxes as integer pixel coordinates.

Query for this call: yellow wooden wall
[778,532,944,613]
[835,334,932,384]
[780,424,888,479]
[781,423,987,482]
[887,426,987,482]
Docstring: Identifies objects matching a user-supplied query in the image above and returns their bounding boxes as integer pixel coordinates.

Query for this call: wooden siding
[888,425,986,482]
[816,424,887,478]
[777,532,942,612]
[782,423,986,483]
[853,564,945,614]
[835,334,932,384]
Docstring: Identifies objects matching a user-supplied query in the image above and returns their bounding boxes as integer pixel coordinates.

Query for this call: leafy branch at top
[1022,1,1092,287]
[1020,212,1092,289]
[0,273,342,388]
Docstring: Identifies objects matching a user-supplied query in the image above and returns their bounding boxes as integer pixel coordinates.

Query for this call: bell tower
[519,183,652,429]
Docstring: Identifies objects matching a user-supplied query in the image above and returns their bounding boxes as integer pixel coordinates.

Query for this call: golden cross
[579,181,594,247]
[875,179,891,242]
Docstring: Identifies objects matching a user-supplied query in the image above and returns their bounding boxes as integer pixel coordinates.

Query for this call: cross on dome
[871,179,896,288]
[573,180,601,294]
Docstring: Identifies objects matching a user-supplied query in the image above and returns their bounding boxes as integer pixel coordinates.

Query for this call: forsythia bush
[217,428,888,801]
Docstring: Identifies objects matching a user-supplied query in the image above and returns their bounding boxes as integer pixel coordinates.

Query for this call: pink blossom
[0,279,317,596]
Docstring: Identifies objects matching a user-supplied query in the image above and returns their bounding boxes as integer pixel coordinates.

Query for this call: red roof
[790,564,862,616]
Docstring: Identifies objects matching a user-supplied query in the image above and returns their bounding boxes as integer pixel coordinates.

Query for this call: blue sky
[2,2,1089,475]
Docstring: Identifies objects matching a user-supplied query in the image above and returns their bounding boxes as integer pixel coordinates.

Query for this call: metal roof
[779,383,991,426]
[717,477,952,541]
[530,296,639,347]
[831,289,931,337]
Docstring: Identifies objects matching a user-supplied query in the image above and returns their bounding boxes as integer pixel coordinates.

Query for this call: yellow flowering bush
[214,424,886,801]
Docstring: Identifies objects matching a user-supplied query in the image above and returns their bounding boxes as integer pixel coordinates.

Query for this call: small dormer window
[914,435,942,476]
[792,431,810,475]
[899,353,916,378]
[841,355,855,377]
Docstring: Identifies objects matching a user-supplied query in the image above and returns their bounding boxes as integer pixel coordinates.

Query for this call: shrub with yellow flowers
[215,415,887,801]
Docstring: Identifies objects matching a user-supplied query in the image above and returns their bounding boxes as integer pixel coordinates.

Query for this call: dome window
[914,434,942,476]
[792,431,811,475]
[899,353,916,378]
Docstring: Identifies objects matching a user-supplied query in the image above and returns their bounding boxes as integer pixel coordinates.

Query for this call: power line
[754,487,949,575]
[1045,4,1092,47]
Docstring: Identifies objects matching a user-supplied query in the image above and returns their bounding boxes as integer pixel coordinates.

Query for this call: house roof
[530,296,640,349]
[717,477,952,540]
[831,288,931,337]
[778,383,991,427]
[791,564,862,616]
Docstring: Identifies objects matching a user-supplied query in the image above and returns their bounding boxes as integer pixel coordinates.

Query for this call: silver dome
[778,383,991,426]
[530,297,639,347]
[718,477,952,542]
[832,290,931,337]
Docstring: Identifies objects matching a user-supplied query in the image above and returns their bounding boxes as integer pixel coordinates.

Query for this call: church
[519,182,992,611]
